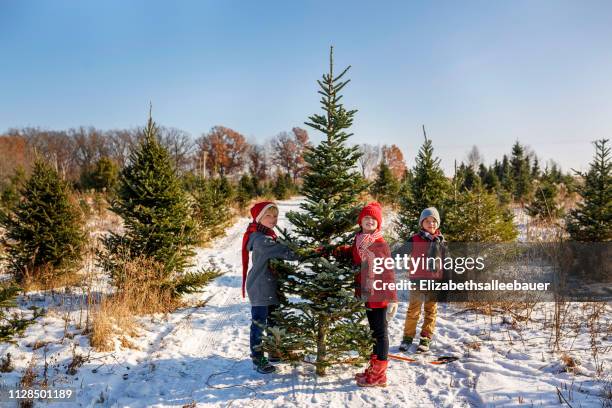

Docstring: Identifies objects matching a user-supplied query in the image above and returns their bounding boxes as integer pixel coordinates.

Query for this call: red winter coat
[351,235,398,309]
[408,230,445,281]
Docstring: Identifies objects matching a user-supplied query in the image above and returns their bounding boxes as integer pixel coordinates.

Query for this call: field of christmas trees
[0,49,610,407]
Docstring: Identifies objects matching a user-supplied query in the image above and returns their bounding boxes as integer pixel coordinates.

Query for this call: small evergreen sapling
[566,139,611,241]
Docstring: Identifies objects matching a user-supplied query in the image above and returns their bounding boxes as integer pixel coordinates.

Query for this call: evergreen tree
[444,184,518,242]
[500,155,514,193]
[526,172,564,221]
[480,164,501,193]
[0,283,43,341]
[0,159,85,284]
[250,173,266,197]
[566,139,611,241]
[493,159,502,180]
[478,163,488,184]
[270,48,371,376]
[0,167,27,216]
[455,162,479,192]
[548,161,563,183]
[236,174,256,209]
[272,172,293,200]
[510,141,533,203]
[99,113,208,295]
[192,175,233,243]
[370,161,400,205]
[531,156,541,180]
[396,129,451,238]
[546,161,578,194]
[80,157,119,192]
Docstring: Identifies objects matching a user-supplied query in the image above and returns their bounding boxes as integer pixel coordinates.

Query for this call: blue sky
[1,1,611,173]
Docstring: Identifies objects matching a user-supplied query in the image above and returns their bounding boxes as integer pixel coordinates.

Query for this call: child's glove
[331,244,352,262]
[386,302,398,321]
[311,245,351,261]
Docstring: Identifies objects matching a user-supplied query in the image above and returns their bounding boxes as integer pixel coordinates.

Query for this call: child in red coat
[352,202,397,387]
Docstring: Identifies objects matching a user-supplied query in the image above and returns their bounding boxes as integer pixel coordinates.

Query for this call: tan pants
[403,290,437,339]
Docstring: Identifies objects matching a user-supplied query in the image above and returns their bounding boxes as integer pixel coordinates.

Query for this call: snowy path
[1,198,609,407]
[153,198,439,408]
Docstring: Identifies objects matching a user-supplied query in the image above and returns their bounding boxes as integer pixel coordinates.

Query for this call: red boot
[355,354,377,381]
[356,358,388,387]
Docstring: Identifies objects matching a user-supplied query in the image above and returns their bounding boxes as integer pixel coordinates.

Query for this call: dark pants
[250,304,277,359]
[366,306,389,361]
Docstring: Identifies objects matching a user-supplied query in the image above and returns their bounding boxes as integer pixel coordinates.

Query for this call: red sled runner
[388,353,459,365]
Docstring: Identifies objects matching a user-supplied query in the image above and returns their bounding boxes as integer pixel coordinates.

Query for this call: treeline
[0,125,308,197]
[366,129,609,243]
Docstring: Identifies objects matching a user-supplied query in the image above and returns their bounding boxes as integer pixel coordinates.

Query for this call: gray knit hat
[419,207,441,227]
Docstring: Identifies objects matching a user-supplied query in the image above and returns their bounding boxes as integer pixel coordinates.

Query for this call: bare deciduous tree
[71,127,111,169]
[107,129,139,168]
[357,144,381,179]
[158,127,194,173]
[271,127,310,180]
[248,144,269,180]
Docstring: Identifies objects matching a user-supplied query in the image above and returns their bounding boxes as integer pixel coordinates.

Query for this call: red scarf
[242,222,277,298]
[355,230,385,290]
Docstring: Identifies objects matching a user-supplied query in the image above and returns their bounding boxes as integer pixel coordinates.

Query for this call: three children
[242,200,446,384]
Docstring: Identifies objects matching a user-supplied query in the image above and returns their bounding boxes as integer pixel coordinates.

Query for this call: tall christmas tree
[396,127,451,239]
[566,139,611,241]
[99,111,211,295]
[269,47,371,376]
[0,159,85,284]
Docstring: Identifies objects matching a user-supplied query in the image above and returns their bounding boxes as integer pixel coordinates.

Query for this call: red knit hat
[250,201,277,222]
[357,201,383,231]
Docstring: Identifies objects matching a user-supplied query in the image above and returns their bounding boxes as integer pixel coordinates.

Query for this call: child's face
[421,216,439,234]
[361,216,378,233]
[260,209,278,229]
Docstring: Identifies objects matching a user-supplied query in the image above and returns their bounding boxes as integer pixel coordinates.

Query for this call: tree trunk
[316,317,328,376]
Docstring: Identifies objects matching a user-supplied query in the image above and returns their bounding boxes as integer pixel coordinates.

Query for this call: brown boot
[354,354,377,381]
[356,358,388,387]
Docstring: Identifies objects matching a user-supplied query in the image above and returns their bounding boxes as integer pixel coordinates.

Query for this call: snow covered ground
[0,198,610,407]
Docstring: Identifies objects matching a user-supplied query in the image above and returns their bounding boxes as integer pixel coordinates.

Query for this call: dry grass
[90,296,135,351]
[90,257,182,351]
[560,353,579,373]
[464,341,481,352]
[21,264,83,293]
[18,357,37,408]
[460,301,537,321]
[0,353,14,372]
